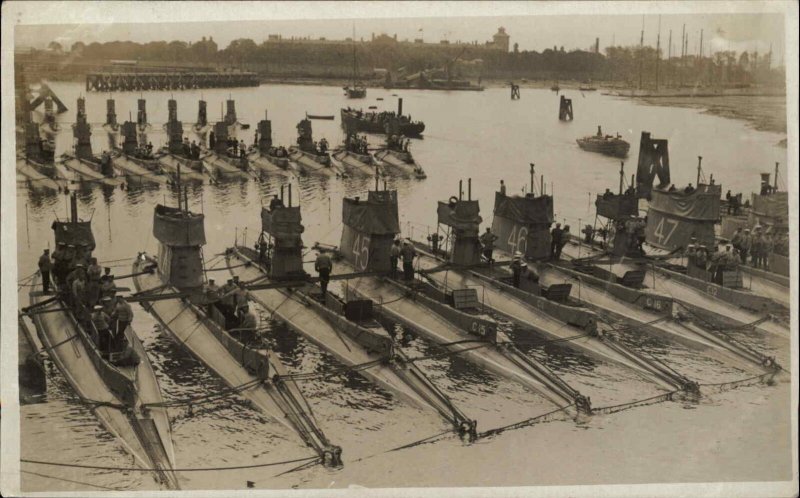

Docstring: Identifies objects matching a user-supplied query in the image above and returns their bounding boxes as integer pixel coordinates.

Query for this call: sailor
[319,138,329,154]
[739,229,752,264]
[400,240,417,281]
[550,223,563,260]
[667,184,676,192]
[254,131,259,146]
[257,237,269,266]
[480,228,499,264]
[731,228,743,257]
[182,138,191,158]
[239,140,247,158]
[510,252,526,288]
[389,238,401,279]
[237,305,258,343]
[99,274,116,300]
[427,232,441,254]
[684,183,695,194]
[582,224,594,244]
[499,180,507,196]
[99,267,113,284]
[91,305,112,355]
[219,278,236,318]
[314,252,333,301]
[556,226,570,260]
[209,130,216,150]
[114,296,133,345]
[232,281,249,315]
[204,278,221,308]
[752,228,765,268]
[684,241,697,266]
[694,245,708,270]
[269,195,284,210]
[603,188,613,199]
[146,142,154,155]
[190,140,200,160]
[596,125,603,137]
[51,242,68,287]
[38,248,53,294]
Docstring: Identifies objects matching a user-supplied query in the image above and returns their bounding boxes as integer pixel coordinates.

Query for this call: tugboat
[288,118,343,176]
[25,192,178,488]
[576,126,630,158]
[340,98,425,137]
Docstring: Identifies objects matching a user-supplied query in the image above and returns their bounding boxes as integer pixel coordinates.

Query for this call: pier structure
[86,72,259,92]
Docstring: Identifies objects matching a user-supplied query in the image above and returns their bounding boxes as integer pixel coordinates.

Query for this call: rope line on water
[20,469,127,491]
[20,455,319,472]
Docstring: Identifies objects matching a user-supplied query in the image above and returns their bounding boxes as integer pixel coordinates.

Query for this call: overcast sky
[14,6,787,60]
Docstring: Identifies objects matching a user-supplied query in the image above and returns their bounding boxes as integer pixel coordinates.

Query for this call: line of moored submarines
[16,96,428,194]
[22,130,788,486]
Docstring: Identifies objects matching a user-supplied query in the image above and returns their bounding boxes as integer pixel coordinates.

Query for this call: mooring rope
[20,455,319,472]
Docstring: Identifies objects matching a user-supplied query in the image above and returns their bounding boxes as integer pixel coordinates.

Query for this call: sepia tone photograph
[1,1,797,496]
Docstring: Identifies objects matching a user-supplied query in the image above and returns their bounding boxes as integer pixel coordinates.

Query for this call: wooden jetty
[86,72,259,92]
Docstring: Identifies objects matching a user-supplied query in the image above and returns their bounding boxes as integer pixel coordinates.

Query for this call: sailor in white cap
[400,239,417,281]
[510,251,527,288]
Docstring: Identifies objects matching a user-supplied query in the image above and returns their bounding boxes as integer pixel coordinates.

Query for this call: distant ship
[576,126,630,158]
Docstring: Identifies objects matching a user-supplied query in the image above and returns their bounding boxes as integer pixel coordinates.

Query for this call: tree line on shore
[40,36,784,87]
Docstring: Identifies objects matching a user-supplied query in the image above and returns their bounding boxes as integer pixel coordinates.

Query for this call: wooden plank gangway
[86,72,259,92]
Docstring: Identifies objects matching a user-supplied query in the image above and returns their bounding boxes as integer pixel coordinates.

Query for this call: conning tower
[340,188,400,272]
[437,179,482,266]
[261,185,305,279]
[491,166,554,260]
[257,111,273,153]
[152,194,206,291]
[72,97,93,160]
[165,99,184,155]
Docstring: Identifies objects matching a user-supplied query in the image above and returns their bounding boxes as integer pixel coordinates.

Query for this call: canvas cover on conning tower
[342,190,399,235]
[595,194,639,220]
[493,193,553,225]
[648,185,721,221]
[262,206,304,238]
[751,192,788,219]
[438,200,482,232]
[52,221,96,249]
[153,204,206,246]
[645,184,721,250]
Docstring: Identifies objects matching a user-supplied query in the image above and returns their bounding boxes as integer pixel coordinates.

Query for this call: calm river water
[16,82,791,491]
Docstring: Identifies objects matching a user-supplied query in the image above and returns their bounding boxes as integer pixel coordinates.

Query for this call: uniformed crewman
[314,251,333,302]
[400,240,417,281]
[114,296,134,347]
[51,242,68,287]
[91,305,112,354]
[550,223,563,260]
[38,248,53,294]
[480,227,499,264]
[389,239,401,279]
[237,305,258,343]
[99,274,116,300]
[510,252,527,288]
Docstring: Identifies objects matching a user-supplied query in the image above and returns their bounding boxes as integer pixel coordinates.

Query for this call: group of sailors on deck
[202,276,259,343]
[38,244,138,364]
[684,238,741,284]
[181,137,202,160]
[730,226,781,270]
[132,141,155,159]
[345,133,370,155]
[387,134,411,153]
